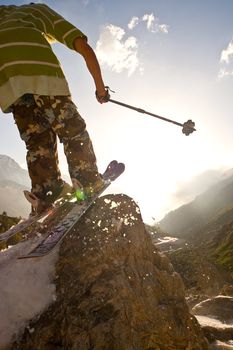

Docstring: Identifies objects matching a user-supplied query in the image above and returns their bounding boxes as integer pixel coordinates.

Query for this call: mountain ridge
[0,155,31,217]
[0,155,30,188]
[159,171,233,238]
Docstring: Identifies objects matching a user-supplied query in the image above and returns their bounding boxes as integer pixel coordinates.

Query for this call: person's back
[0,3,87,113]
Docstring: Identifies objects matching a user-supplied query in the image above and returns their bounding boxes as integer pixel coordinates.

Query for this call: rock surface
[192,296,233,323]
[9,194,210,350]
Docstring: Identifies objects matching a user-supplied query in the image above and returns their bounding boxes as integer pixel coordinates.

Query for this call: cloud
[95,11,168,76]
[95,24,140,76]
[218,38,233,78]
[157,24,169,34]
[128,13,169,34]
[142,13,155,31]
[128,16,139,30]
[220,40,233,63]
[218,68,233,79]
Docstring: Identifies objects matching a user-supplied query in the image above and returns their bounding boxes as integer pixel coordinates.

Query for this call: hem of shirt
[0,75,71,113]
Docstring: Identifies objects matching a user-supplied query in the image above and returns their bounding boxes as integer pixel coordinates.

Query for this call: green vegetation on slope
[213,223,233,272]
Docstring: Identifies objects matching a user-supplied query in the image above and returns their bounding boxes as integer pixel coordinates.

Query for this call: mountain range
[0,155,31,217]
[0,155,72,218]
[0,154,30,188]
[159,169,233,238]
[1,154,233,238]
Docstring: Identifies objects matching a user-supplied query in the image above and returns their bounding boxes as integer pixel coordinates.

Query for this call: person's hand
[95,88,110,104]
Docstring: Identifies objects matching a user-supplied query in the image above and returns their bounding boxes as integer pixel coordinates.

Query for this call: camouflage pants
[12,94,100,201]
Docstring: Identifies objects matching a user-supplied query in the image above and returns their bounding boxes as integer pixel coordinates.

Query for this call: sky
[1,0,233,223]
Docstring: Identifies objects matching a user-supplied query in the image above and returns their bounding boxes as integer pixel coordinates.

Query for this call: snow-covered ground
[152,235,186,252]
[155,236,179,245]
[0,238,59,348]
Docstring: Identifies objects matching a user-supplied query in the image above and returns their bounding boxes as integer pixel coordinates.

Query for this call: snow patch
[156,236,178,245]
[0,238,59,348]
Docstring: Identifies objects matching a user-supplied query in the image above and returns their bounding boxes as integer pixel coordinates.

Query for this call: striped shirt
[0,3,87,112]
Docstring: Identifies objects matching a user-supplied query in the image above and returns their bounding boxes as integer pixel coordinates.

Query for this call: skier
[0,3,109,214]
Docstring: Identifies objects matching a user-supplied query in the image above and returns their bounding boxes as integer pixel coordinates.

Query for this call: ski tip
[108,160,118,167]
[118,162,125,170]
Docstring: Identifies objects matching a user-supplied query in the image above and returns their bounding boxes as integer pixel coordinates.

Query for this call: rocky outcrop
[193,296,233,323]
[167,246,231,302]
[10,194,210,350]
[192,296,233,347]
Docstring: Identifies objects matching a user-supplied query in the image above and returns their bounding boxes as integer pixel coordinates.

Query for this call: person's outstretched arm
[73,37,109,103]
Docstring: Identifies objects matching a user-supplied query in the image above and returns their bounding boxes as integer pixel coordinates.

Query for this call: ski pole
[108,98,196,136]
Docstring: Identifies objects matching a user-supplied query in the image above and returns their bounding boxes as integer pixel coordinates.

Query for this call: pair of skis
[0,161,125,259]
